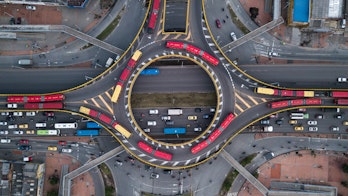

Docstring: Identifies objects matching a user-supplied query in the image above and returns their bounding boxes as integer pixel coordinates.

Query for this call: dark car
[202,114,211,119]
[9,17,15,25]
[260,119,270,125]
[18,145,31,151]
[165,120,174,125]
[16,17,21,24]
[215,19,221,28]
[275,120,283,125]
[194,108,202,113]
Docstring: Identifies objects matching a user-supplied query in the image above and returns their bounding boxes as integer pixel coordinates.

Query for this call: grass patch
[240,153,256,166]
[98,163,115,196]
[227,4,250,34]
[96,6,124,40]
[131,92,217,108]
[99,163,111,175]
[219,169,239,196]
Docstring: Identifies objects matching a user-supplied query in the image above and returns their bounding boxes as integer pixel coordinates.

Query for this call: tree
[49,175,59,185]
[342,163,348,173]
[47,190,58,196]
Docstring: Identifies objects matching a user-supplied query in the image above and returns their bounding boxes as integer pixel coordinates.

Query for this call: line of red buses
[330,91,348,98]
[111,50,143,103]
[255,87,314,97]
[137,141,173,161]
[191,113,235,154]
[24,102,64,109]
[268,98,323,109]
[147,0,161,34]
[7,94,65,103]
[79,106,131,138]
[335,99,348,105]
[166,41,220,66]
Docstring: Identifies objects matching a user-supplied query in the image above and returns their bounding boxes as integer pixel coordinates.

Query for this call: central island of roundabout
[76,41,238,169]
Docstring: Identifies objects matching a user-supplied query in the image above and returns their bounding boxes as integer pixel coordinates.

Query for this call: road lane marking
[235,93,251,108]
[248,96,258,105]
[90,98,100,108]
[99,95,113,114]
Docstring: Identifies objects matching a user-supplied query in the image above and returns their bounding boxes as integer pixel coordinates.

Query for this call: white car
[0,122,7,126]
[7,103,17,108]
[8,124,17,129]
[308,127,318,132]
[338,77,348,82]
[0,130,9,135]
[230,32,237,41]
[1,112,9,116]
[13,130,24,135]
[143,128,151,133]
[147,121,157,126]
[26,5,36,10]
[13,112,23,116]
[194,127,202,132]
[307,120,317,125]
[161,116,171,121]
[268,52,279,56]
[26,111,36,116]
[62,148,72,153]
[0,138,11,143]
[149,110,159,115]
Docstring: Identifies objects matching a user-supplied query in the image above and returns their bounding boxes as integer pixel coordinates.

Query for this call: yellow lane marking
[91,98,100,108]
[162,34,170,40]
[248,95,258,105]
[235,104,244,113]
[99,95,113,114]
[235,93,251,108]
[105,91,111,99]
[184,30,191,40]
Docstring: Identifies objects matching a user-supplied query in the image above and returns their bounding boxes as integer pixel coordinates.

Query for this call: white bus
[290,113,309,120]
[54,123,78,129]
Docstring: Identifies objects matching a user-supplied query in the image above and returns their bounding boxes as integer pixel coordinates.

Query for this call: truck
[140,68,160,75]
[164,128,186,135]
[168,109,183,116]
[105,57,114,67]
[249,125,273,132]
[18,59,33,65]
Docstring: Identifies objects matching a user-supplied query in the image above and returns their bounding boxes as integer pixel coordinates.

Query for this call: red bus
[336,99,348,105]
[330,91,348,98]
[147,0,161,33]
[24,102,63,109]
[120,68,131,81]
[208,129,222,143]
[220,113,235,130]
[99,114,112,124]
[138,141,153,154]
[191,141,209,154]
[8,94,64,103]
[201,52,219,66]
[186,44,201,55]
[166,41,185,49]
[154,150,173,161]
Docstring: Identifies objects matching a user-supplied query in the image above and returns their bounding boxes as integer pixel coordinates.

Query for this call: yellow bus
[113,123,131,138]
[128,50,143,67]
[79,106,90,115]
[111,84,122,103]
[255,87,275,95]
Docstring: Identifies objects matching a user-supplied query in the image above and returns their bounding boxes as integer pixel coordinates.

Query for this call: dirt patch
[270,163,280,179]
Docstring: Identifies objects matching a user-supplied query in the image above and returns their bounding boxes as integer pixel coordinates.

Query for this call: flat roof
[293,0,310,22]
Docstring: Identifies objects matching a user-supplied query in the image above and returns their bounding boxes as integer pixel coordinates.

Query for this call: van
[341,19,346,28]
[18,59,33,65]
[105,57,114,67]
[230,32,237,41]
[35,122,46,128]
[0,138,10,143]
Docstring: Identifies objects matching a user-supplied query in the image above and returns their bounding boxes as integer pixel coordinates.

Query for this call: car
[13,112,23,116]
[331,126,339,131]
[260,119,270,125]
[143,128,151,133]
[8,124,18,129]
[269,113,278,118]
[47,146,58,151]
[163,169,173,175]
[307,120,317,125]
[26,130,35,134]
[0,122,7,126]
[19,124,28,129]
[343,121,348,125]
[215,19,221,28]
[289,120,297,125]
[7,115,15,121]
[1,112,9,116]
[23,157,33,162]
[338,77,348,82]
[13,130,24,135]
[315,114,324,119]
[150,172,159,179]
[210,108,216,113]
[294,126,304,131]
[188,116,197,121]
[161,116,171,121]
[268,52,279,56]
[70,142,79,147]
[194,127,202,132]
[298,108,306,112]
[335,114,343,119]
[44,111,54,116]
[230,32,237,41]
[58,141,67,146]
[62,148,72,153]
[18,145,31,151]
[275,120,283,125]
[115,160,123,166]
[26,5,36,10]
[308,127,318,132]
[16,17,21,24]
[19,139,29,144]
[149,110,158,115]
[7,103,17,108]
[0,130,9,135]
[202,114,211,119]
[147,121,157,126]
[0,138,11,143]
[165,120,174,125]
[26,111,36,116]
[195,108,202,113]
